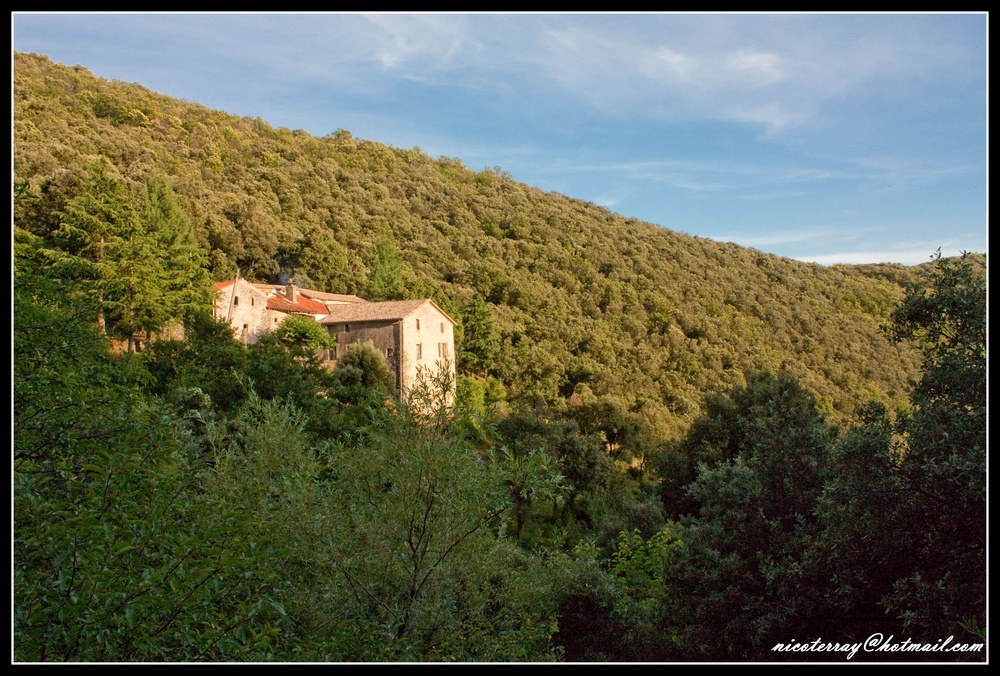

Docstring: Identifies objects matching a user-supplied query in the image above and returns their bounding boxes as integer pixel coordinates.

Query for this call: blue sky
[13,12,987,265]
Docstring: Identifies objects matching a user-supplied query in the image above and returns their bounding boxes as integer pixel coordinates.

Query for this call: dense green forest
[14,52,986,661]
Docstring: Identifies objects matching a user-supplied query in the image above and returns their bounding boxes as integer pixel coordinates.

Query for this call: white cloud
[710,227,843,248]
[725,104,801,136]
[592,194,621,208]
[728,49,786,86]
[798,248,948,266]
[358,14,476,72]
[563,157,870,196]
[20,13,982,145]
[651,47,692,80]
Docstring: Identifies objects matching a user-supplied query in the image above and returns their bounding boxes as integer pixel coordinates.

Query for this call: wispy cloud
[728,49,785,86]
[564,158,871,196]
[799,246,967,266]
[484,14,985,140]
[708,226,848,248]
[18,13,983,145]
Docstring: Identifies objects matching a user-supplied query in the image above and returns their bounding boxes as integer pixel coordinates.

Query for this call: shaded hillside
[14,51,926,433]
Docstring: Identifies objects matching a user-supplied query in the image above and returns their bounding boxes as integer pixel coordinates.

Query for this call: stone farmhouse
[213,278,456,395]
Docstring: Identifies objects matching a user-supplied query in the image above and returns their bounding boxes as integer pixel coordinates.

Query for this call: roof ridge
[320,298,449,324]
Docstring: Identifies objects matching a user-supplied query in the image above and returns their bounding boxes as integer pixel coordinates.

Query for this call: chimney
[287,284,297,303]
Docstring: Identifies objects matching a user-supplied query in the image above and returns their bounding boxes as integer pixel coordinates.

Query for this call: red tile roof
[266,294,330,315]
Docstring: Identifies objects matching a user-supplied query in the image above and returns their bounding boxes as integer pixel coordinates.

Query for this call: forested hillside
[14,52,985,662]
[14,51,922,429]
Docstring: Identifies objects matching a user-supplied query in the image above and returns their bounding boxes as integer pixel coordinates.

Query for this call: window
[345,323,350,332]
[416,319,420,330]
[416,343,422,360]
[440,322,445,333]
[251,297,254,307]
[386,347,395,360]
[234,296,239,306]
[438,342,449,358]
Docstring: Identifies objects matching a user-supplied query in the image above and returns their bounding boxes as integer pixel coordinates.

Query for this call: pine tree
[48,157,137,336]
[45,160,211,349]
[141,176,212,331]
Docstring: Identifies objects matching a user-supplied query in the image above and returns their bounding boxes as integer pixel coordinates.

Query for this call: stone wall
[214,278,270,344]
